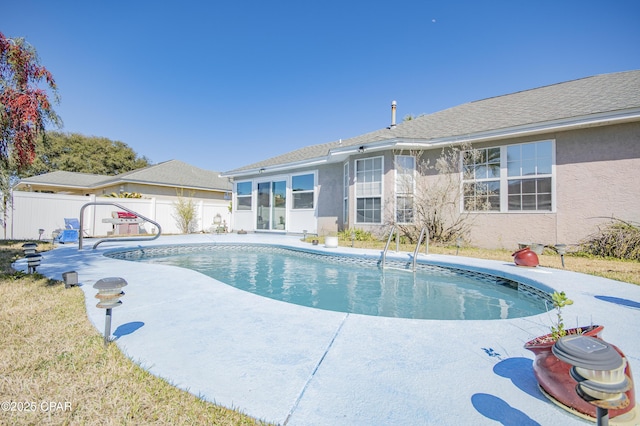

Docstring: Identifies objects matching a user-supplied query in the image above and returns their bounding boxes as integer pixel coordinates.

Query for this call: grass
[0,241,267,426]
[2,237,638,425]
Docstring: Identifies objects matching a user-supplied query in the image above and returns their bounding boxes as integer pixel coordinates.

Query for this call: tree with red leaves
[1,32,61,237]
[1,32,61,171]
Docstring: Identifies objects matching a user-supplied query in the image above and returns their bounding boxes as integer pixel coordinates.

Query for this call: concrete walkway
[17,234,640,425]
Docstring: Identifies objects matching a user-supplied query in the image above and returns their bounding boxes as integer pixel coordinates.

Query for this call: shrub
[338,228,378,242]
[172,190,198,233]
[104,191,143,198]
[579,219,640,261]
[391,144,473,245]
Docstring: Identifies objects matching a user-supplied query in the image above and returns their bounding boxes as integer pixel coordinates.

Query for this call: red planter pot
[524,325,636,421]
[512,247,539,267]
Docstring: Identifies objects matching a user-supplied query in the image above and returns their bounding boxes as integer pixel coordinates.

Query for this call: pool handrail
[79,201,162,249]
[381,225,396,268]
[412,227,429,271]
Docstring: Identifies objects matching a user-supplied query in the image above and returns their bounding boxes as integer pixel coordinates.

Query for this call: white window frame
[355,156,384,224]
[461,140,555,213]
[505,140,554,212]
[395,155,415,224]
[343,161,349,226]
[291,172,315,210]
[235,181,253,211]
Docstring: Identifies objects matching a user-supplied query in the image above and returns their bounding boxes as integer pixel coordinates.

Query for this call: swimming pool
[111,243,550,320]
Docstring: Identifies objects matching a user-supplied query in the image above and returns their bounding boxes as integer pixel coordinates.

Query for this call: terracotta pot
[524,325,636,420]
[512,247,539,267]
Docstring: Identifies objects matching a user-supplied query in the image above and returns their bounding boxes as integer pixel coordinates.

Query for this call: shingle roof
[17,160,232,191]
[17,170,108,188]
[224,70,640,175]
[110,160,231,191]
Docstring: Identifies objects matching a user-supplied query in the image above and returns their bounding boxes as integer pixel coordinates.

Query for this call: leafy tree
[1,32,60,237]
[21,131,150,177]
[1,32,61,170]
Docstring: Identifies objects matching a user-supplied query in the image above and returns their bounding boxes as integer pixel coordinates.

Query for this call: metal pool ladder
[381,225,396,269]
[411,227,429,271]
[381,226,429,271]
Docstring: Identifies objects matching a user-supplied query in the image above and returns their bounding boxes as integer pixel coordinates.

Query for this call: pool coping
[16,233,640,425]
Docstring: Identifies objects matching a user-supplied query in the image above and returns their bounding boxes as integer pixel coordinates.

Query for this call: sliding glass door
[257,180,286,230]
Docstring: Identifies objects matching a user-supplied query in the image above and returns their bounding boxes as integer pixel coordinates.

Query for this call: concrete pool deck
[16,233,640,425]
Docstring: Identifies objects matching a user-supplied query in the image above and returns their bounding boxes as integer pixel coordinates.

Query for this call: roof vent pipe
[390,100,397,128]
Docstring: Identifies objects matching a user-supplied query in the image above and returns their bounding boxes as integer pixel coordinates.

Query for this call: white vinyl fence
[6,191,232,240]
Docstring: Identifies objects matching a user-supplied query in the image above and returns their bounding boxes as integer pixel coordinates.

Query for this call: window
[463,147,501,211]
[462,140,554,212]
[395,155,415,223]
[356,157,383,223]
[292,173,314,209]
[506,141,552,211]
[236,181,252,210]
[357,198,381,223]
[343,162,349,225]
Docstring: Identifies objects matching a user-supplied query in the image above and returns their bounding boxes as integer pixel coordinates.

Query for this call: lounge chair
[56,218,83,243]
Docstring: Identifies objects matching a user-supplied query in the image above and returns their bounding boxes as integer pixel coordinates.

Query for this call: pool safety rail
[79,201,162,249]
[381,225,396,269]
[412,227,429,271]
[381,226,429,271]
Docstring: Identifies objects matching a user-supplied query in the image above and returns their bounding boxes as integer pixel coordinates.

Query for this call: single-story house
[221,70,640,249]
[15,159,232,201]
[9,160,233,239]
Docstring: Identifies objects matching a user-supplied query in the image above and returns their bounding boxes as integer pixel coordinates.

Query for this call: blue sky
[2,1,639,172]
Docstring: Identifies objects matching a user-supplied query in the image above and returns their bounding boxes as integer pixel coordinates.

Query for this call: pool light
[94,277,128,346]
[456,237,463,255]
[22,242,37,255]
[552,335,632,426]
[555,244,567,267]
[62,271,78,288]
[26,253,42,273]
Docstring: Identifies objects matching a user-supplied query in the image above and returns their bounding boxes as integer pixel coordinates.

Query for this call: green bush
[579,219,640,261]
[172,191,198,233]
[338,228,378,242]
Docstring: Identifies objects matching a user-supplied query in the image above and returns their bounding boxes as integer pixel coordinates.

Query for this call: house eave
[423,107,640,147]
[88,178,230,193]
[14,178,230,194]
[220,158,329,179]
[222,107,640,179]
[13,182,90,191]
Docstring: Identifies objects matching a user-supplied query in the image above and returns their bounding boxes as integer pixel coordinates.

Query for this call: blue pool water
[125,245,548,320]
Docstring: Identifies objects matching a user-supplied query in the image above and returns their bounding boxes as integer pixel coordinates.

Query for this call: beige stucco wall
[316,163,344,235]
[334,122,639,250]
[229,121,639,247]
[21,182,228,202]
[338,150,399,238]
[466,122,640,249]
[97,183,228,201]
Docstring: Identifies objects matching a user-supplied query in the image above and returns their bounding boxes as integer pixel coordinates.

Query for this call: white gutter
[221,158,328,178]
[221,108,640,179]
[418,107,640,147]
